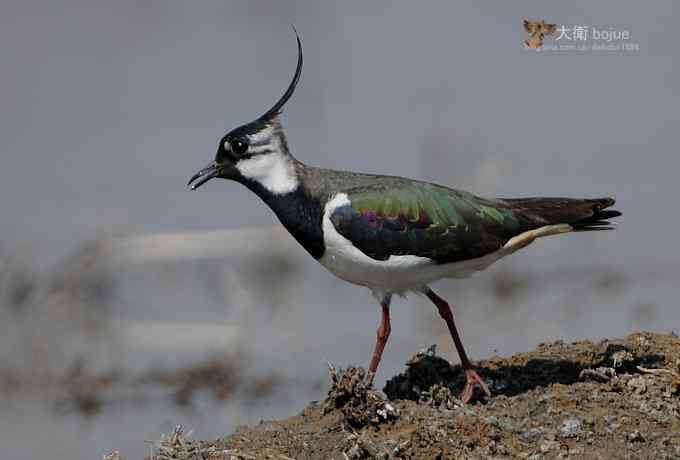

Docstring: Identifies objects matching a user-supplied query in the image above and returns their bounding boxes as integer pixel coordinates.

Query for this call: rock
[579,367,616,382]
[423,383,461,410]
[521,427,544,442]
[610,348,636,369]
[540,440,561,452]
[627,431,645,443]
[627,376,648,395]
[559,418,582,438]
[569,446,585,455]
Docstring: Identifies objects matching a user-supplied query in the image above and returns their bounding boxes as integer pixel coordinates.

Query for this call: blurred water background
[1,1,678,459]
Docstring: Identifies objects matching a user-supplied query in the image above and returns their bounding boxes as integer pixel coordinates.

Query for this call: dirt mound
[146,332,680,459]
[322,365,399,429]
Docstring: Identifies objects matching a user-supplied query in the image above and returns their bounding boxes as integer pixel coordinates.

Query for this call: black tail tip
[596,210,622,220]
[574,197,621,231]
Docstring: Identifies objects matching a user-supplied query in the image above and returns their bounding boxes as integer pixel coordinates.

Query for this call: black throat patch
[242,179,326,260]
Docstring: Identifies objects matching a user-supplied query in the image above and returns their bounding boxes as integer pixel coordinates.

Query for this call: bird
[523,19,557,49]
[187,31,621,403]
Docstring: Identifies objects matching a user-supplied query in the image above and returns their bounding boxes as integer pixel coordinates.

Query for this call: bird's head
[188,30,303,195]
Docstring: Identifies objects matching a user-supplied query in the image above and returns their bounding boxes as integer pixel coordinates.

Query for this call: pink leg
[424,288,490,403]
[366,296,392,387]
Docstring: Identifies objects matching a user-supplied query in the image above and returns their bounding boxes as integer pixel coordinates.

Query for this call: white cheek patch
[235,151,298,195]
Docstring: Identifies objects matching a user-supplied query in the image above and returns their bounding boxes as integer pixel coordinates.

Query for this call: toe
[459,384,473,404]
[462,369,491,400]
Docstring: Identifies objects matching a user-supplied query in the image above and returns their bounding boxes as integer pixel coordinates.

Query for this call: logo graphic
[523,20,639,52]
[523,19,557,49]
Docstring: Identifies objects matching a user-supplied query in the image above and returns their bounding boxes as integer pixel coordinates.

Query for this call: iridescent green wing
[329,181,523,263]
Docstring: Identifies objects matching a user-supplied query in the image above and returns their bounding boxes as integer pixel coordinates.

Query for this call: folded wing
[329,181,620,264]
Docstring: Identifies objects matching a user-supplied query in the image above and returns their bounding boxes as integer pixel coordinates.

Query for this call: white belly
[319,243,503,296]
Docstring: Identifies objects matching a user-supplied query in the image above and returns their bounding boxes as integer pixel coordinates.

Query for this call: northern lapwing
[188,32,621,403]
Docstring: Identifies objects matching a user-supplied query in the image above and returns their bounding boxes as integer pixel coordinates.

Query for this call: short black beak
[187,161,221,190]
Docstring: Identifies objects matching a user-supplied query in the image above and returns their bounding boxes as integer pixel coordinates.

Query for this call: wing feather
[330,183,523,263]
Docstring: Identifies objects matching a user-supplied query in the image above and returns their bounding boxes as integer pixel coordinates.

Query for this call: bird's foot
[459,368,491,404]
[365,370,376,387]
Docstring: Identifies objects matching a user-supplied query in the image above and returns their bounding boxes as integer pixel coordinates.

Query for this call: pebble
[540,440,560,452]
[627,431,645,443]
[559,417,582,438]
[627,376,648,395]
[569,446,585,455]
[605,415,621,433]
[521,427,544,442]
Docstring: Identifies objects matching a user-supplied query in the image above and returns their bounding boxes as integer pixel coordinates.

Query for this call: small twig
[637,366,674,376]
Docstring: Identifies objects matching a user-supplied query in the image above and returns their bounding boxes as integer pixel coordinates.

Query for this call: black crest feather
[260,27,303,120]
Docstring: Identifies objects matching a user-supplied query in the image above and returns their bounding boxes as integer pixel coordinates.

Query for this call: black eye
[231,138,249,155]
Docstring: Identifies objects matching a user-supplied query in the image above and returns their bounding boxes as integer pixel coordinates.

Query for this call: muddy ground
[144,332,680,459]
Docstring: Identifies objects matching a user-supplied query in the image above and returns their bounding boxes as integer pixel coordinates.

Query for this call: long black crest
[259,27,303,120]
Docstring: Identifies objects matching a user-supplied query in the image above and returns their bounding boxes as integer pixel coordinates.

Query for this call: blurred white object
[107,226,297,263]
